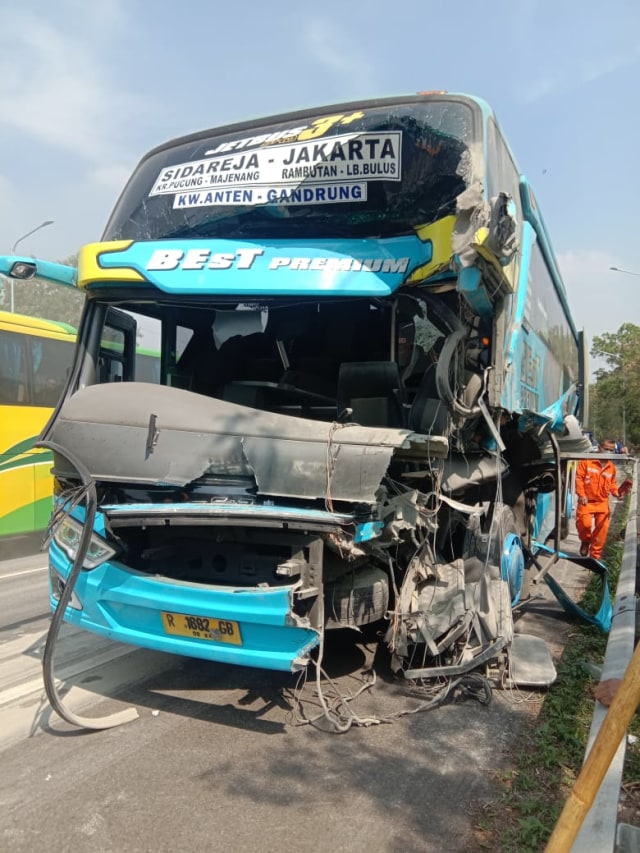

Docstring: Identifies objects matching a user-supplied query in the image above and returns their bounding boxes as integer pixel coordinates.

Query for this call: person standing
[576,439,620,559]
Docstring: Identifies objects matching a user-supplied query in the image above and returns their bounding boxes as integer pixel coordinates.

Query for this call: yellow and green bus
[0,309,160,556]
[0,310,76,554]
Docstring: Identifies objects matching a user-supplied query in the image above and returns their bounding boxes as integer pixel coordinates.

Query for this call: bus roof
[0,309,77,339]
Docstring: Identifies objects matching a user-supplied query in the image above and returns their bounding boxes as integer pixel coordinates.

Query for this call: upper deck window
[485,118,522,220]
[104,99,476,243]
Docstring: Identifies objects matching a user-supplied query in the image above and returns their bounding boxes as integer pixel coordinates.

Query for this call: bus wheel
[501,532,526,605]
[485,505,528,605]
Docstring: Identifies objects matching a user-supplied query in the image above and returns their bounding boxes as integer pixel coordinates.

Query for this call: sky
[1,0,639,367]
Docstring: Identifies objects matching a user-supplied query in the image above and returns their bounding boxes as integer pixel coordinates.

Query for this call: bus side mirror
[0,254,77,288]
[7,261,37,279]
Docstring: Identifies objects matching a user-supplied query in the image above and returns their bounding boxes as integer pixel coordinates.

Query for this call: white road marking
[0,625,174,751]
[0,566,48,580]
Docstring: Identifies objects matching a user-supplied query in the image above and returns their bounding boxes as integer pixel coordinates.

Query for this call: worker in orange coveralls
[575,439,624,559]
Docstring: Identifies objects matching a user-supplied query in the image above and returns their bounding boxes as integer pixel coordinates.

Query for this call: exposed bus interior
[45,282,566,683]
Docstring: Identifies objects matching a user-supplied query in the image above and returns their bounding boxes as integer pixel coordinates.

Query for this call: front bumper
[49,539,319,672]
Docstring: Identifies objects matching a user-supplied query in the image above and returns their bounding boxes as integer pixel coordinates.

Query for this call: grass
[474,511,640,852]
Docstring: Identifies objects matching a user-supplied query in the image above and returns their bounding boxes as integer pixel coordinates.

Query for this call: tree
[590,323,640,451]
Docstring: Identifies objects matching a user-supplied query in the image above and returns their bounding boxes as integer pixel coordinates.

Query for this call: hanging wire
[38,439,139,731]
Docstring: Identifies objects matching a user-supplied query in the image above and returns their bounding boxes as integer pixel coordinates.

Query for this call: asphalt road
[0,553,50,633]
[0,545,590,853]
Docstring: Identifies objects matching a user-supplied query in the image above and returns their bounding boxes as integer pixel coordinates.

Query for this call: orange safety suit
[575,458,619,559]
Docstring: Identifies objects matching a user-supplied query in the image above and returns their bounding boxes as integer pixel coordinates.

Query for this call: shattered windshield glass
[103,98,476,242]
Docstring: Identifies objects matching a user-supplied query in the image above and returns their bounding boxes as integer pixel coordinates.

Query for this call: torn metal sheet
[451,182,489,268]
[48,383,447,502]
[440,453,509,493]
[402,452,508,493]
[378,489,430,535]
[387,542,513,676]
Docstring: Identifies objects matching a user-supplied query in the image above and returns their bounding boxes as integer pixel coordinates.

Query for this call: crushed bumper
[49,540,319,672]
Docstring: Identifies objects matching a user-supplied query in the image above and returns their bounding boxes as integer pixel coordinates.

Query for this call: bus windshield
[103,98,476,242]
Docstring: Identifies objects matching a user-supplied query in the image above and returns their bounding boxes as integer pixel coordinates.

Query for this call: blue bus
[1,93,588,689]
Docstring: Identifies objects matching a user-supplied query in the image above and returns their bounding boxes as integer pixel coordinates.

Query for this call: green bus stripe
[0,495,52,537]
[0,447,53,475]
[1,435,43,458]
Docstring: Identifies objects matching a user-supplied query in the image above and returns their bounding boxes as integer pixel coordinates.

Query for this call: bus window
[135,351,161,383]
[103,99,476,244]
[132,312,161,383]
[485,118,522,219]
[98,308,136,383]
[0,311,76,551]
[99,326,126,382]
[30,337,73,407]
[0,330,27,404]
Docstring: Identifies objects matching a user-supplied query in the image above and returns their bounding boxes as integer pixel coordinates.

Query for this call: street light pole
[609,266,640,277]
[8,220,54,312]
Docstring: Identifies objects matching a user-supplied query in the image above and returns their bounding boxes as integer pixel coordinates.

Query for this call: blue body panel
[100,502,352,524]
[500,219,579,420]
[49,539,319,672]
[0,255,77,287]
[533,491,555,544]
[96,236,433,297]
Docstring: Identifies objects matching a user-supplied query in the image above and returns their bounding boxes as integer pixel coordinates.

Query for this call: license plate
[161,612,242,645]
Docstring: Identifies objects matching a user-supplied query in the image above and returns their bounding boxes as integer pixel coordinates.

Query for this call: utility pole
[609,266,640,277]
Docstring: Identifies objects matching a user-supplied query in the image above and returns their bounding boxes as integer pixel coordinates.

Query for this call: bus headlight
[53,517,117,569]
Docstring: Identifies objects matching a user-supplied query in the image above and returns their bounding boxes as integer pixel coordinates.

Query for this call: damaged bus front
[2,93,588,686]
